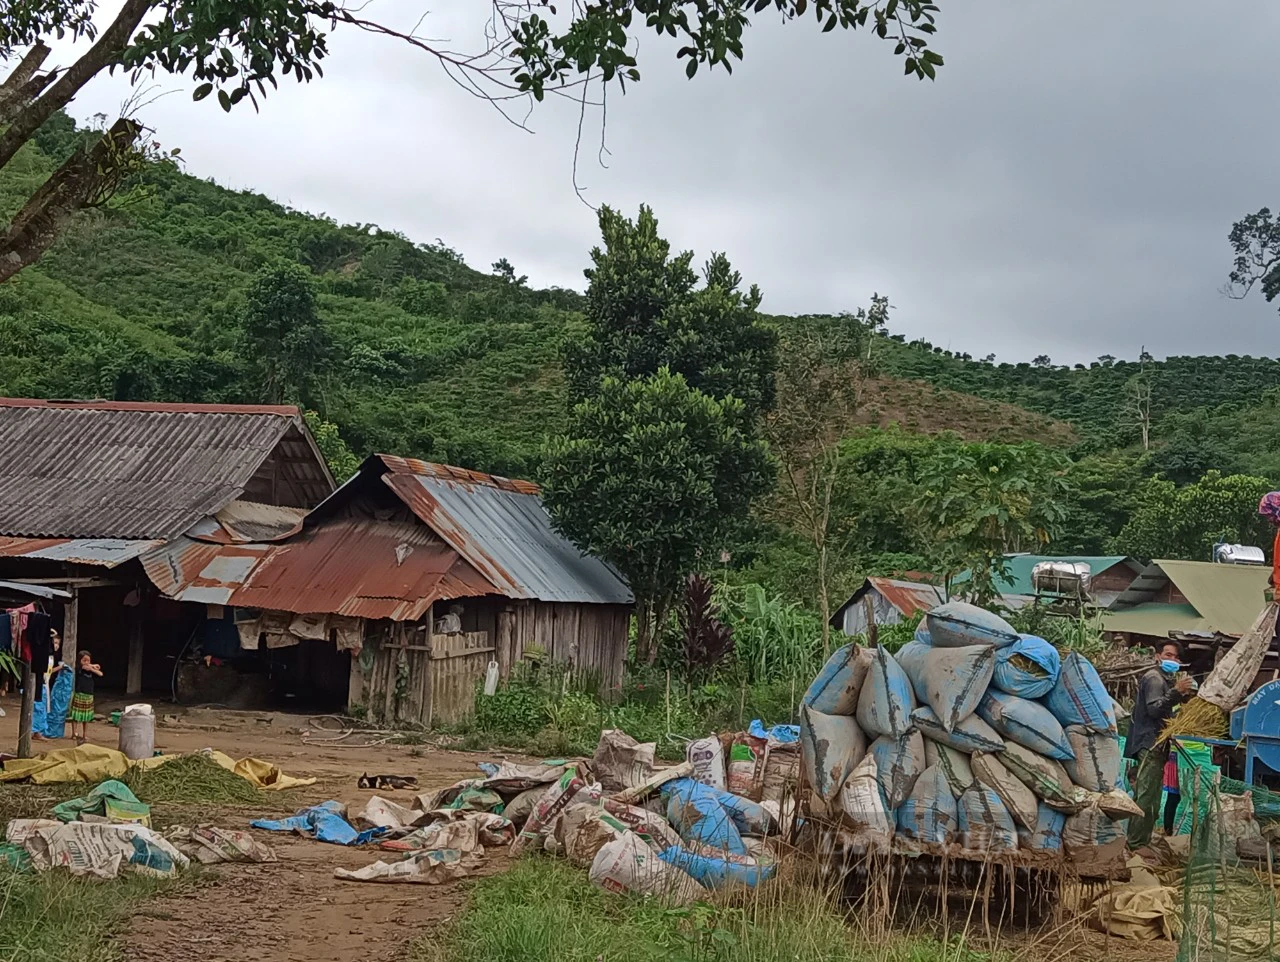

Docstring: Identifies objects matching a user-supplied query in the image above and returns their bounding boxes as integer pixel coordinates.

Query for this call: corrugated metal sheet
[0,399,332,540]
[1102,603,1210,637]
[0,536,162,567]
[380,456,633,605]
[834,577,945,634]
[142,520,494,620]
[869,577,946,617]
[185,501,307,544]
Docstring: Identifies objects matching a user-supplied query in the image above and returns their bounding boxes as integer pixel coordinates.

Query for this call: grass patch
[0,866,186,962]
[122,754,267,806]
[410,859,993,962]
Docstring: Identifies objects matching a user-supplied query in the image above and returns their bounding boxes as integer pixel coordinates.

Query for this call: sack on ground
[991,634,1062,699]
[658,844,776,889]
[593,730,658,793]
[589,831,702,902]
[926,601,1019,649]
[760,742,799,804]
[978,690,1074,760]
[602,799,683,851]
[556,805,629,868]
[855,646,917,739]
[957,785,1018,851]
[971,752,1038,830]
[800,705,867,803]
[1019,803,1067,851]
[999,741,1089,812]
[503,786,547,829]
[1063,727,1121,792]
[661,778,748,856]
[924,739,977,797]
[839,754,894,837]
[897,765,958,844]
[726,733,767,799]
[513,767,601,855]
[1045,652,1117,734]
[912,707,1004,754]
[687,736,727,792]
[803,643,874,715]
[870,731,926,810]
[896,640,994,733]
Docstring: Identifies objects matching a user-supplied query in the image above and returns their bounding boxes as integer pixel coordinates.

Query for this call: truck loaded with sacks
[799,601,1140,864]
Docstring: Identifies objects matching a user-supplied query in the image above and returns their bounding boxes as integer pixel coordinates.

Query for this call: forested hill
[0,112,1274,482]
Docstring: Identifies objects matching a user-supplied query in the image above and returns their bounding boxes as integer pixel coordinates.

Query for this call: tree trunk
[634,600,653,666]
[0,0,153,175]
[818,539,831,658]
[0,118,141,283]
[0,43,53,124]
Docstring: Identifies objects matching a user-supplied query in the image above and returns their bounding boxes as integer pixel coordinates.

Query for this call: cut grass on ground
[411,858,994,962]
[0,867,186,962]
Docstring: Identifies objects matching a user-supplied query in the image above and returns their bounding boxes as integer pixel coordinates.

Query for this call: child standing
[70,650,102,745]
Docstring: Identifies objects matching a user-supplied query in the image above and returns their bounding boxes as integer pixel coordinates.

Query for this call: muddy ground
[0,695,1177,962]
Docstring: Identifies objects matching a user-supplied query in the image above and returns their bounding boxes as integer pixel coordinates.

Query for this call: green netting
[1175,750,1280,961]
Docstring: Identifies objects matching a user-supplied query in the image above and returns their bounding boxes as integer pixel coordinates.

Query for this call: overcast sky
[51,1,1280,363]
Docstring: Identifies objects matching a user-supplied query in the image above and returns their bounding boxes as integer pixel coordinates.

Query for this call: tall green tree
[1116,471,1273,562]
[765,297,888,654]
[241,264,330,406]
[0,0,943,282]
[543,369,772,664]
[913,442,1071,605]
[565,205,778,421]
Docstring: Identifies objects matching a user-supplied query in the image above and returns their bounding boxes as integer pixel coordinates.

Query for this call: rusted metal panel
[381,459,632,606]
[870,577,945,617]
[0,398,334,539]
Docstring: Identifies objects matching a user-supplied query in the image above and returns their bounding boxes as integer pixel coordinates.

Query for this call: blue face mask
[1159,659,1182,674]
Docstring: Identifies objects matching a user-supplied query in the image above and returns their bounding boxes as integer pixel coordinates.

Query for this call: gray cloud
[54,1,1280,363]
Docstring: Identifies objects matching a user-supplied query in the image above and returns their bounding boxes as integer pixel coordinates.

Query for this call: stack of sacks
[799,600,1136,855]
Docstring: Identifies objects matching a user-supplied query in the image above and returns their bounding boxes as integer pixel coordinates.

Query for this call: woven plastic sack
[972,752,1038,830]
[957,785,1018,851]
[1063,726,1121,793]
[991,634,1061,699]
[924,739,976,797]
[799,705,867,804]
[803,643,874,715]
[912,707,1004,754]
[999,741,1089,812]
[897,765,958,844]
[926,601,1019,649]
[869,731,926,810]
[839,754,894,836]
[1063,803,1125,847]
[658,845,776,889]
[978,690,1074,760]
[895,640,995,732]
[590,831,702,902]
[1018,803,1066,851]
[1044,651,1117,734]
[855,646,917,739]
[661,778,747,856]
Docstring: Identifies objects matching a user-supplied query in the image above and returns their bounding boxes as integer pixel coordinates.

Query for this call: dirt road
[0,695,527,962]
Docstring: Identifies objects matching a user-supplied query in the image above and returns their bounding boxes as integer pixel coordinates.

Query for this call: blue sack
[870,732,926,810]
[855,646,917,739]
[1019,804,1066,851]
[1044,652,1116,733]
[44,667,72,739]
[661,778,748,855]
[31,685,46,738]
[897,765,958,844]
[926,601,1018,649]
[658,845,776,888]
[991,634,1061,699]
[802,643,873,715]
[911,706,1005,754]
[957,785,1018,851]
[978,690,1075,761]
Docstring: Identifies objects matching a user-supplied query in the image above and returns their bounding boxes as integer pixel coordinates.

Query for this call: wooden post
[496,606,515,680]
[126,599,143,695]
[17,660,34,758]
[62,586,78,672]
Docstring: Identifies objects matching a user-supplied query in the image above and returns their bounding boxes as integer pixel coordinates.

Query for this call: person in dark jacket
[1126,640,1193,849]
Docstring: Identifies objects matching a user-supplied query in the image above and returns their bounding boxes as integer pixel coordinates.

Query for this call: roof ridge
[0,397,300,416]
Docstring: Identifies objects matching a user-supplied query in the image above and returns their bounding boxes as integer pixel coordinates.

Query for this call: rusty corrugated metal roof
[185,501,307,544]
[0,398,334,540]
[143,519,494,620]
[378,456,633,605]
[0,536,163,568]
[867,577,945,617]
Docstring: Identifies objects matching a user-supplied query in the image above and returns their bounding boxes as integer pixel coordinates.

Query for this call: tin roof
[831,577,944,625]
[0,398,334,540]
[376,455,633,605]
[1106,560,1270,638]
[0,536,163,568]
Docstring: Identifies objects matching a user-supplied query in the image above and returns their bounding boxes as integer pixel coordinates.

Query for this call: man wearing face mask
[1126,640,1194,849]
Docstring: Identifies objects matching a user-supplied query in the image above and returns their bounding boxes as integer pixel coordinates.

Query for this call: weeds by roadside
[411,858,994,962]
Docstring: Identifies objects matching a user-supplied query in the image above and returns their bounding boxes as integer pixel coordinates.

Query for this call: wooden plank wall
[428,630,495,726]
[507,601,629,693]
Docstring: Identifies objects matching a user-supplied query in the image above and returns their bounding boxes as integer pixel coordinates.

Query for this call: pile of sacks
[801,601,1141,856]
[509,729,788,901]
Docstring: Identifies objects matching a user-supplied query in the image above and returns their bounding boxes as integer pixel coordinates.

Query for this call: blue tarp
[748,719,799,744]
[251,801,387,846]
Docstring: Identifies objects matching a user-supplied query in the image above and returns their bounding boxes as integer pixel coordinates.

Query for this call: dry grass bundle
[123,753,265,806]
[1160,696,1229,742]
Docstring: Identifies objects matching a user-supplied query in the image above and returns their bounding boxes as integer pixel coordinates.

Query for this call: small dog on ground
[357,773,419,790]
